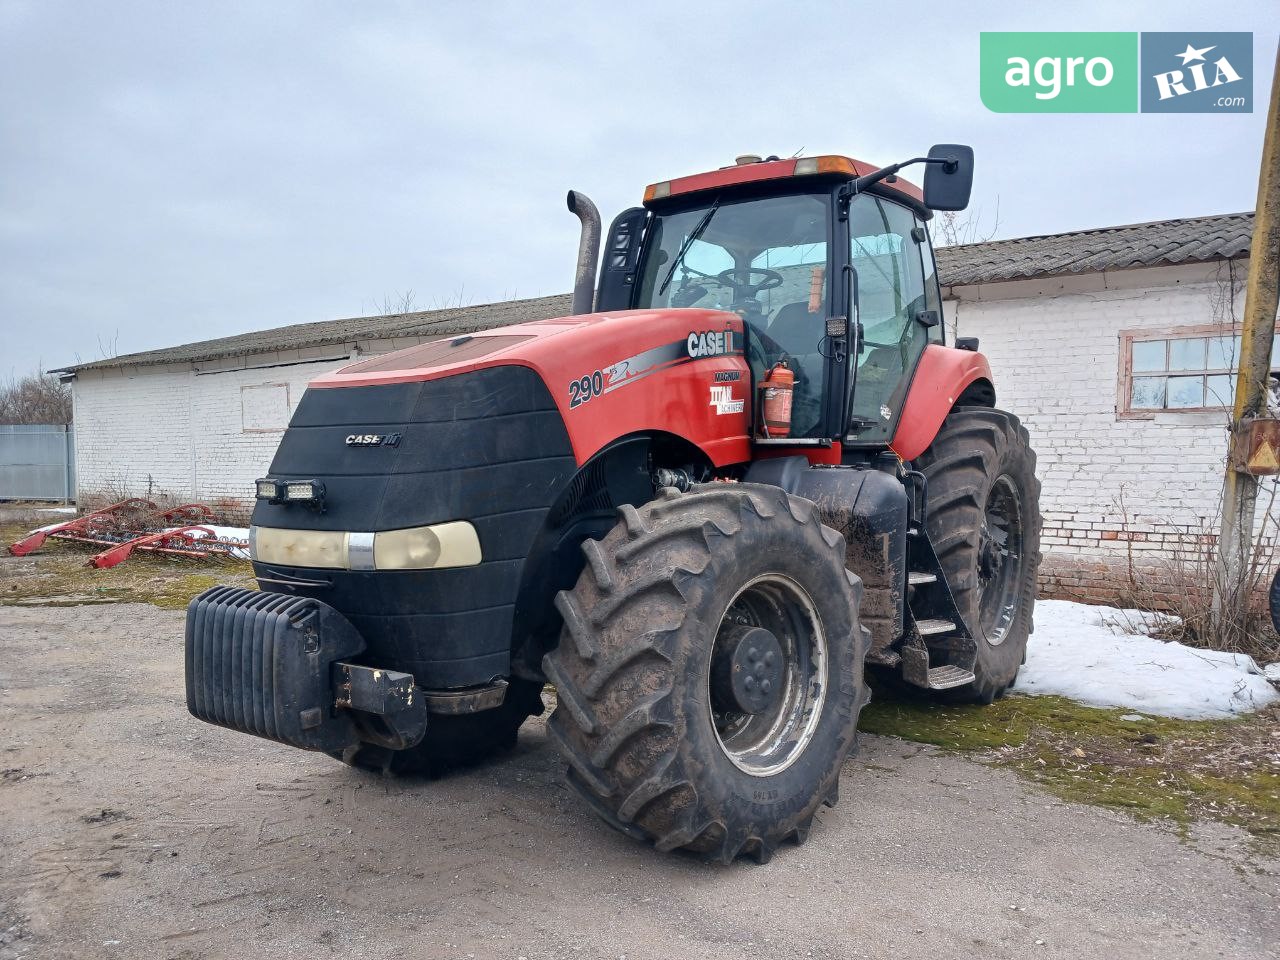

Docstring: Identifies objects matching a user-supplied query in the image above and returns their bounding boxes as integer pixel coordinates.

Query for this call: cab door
[844,195,942,445]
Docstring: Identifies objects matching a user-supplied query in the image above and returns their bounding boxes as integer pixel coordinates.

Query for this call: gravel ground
[1,603,1277,960]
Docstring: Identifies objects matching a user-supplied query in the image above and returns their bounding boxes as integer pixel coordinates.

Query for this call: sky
[0,0,1275,376]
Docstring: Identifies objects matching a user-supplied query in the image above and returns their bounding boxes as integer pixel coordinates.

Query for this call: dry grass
[862,685,1280,846]
[0,521,254,610]
[1107,485,1280,666]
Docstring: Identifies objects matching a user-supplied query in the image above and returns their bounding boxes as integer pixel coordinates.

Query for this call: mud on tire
[543,484,870,864]
[914,407,1041,704]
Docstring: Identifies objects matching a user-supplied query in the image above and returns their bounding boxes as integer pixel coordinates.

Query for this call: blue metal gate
[0,424,75,502]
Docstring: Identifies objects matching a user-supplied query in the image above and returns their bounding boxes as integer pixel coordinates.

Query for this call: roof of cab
[643,155,922,206]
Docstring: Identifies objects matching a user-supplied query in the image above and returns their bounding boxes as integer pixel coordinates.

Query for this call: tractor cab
[599,149,972,445]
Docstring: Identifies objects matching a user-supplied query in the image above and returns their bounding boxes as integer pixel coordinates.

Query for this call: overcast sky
[1,0,1275,376]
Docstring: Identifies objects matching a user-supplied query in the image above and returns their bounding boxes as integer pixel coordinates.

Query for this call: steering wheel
[717,267,784,297]
[675,265,720,283]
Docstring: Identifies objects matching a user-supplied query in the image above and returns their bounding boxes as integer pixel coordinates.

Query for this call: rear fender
[743,457,909,657]
[890,345,994,461]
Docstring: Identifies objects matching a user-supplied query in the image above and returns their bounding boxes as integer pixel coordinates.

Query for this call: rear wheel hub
[711,624,785,716]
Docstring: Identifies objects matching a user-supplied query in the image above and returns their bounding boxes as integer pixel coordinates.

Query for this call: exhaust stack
[567,190,601,315]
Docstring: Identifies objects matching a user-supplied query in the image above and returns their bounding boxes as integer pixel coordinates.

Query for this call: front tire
[915,407,1041,703]
[543,484,870,864]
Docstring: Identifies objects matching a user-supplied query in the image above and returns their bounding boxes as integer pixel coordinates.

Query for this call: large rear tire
[334,678,546,776]
[543,484,869,864]
[914,407,1041,703]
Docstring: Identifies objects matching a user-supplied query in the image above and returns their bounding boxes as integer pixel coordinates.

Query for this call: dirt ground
[1,602,1277,960]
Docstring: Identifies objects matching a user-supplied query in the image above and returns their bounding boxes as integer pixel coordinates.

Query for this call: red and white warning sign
[1231,417,1280,476]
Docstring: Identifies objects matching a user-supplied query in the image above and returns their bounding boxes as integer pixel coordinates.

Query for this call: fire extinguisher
[758,360,795,438]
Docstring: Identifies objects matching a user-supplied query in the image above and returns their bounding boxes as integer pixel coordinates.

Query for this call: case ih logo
[687,330,737,359]
[345,433,402,447]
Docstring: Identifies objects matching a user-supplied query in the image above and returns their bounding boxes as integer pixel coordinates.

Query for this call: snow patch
[1015,599,1278,720]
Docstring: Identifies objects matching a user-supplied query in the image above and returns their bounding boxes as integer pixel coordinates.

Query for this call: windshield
[635,192,831,436]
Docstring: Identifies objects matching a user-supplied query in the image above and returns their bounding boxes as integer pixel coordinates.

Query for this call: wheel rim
[708,573,827,776]
[976,475,1025,646]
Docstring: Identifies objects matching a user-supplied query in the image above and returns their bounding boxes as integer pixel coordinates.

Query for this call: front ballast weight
[185,586,429,754]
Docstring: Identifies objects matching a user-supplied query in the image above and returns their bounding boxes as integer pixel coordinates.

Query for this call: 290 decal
[568,369,606,408]
[566,331,743,411]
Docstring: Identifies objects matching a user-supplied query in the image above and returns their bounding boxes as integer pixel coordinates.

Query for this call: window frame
[842,194,934,446]
[1116,323,1242,420]
[915,214,945,345]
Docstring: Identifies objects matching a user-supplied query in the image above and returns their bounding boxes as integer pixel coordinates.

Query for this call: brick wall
[71,337,431,520]
[945,257,1277,606]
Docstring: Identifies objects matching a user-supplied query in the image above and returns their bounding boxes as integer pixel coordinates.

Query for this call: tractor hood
[250,306,753,688]
[310,307,753,468]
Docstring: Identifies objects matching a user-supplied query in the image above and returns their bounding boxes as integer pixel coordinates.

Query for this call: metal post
[1213,43,1280,621]
[63,423,71,505]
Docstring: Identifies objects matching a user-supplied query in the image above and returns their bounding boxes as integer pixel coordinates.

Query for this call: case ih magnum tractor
[186,146,1040,863]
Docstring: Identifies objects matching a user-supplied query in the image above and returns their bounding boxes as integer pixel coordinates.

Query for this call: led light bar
[254,479,279,501]
[253,478,325,507]
[284,480,325,503]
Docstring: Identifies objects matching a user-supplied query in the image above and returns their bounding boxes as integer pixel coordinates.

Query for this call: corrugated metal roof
[59,211,1253,373]
[58,294,573,373]
[935,211,1253,287]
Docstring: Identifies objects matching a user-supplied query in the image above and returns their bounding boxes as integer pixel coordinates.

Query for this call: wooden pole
[1213,43,1280,621]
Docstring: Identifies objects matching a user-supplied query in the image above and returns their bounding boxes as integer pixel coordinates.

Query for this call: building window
[241,383,290,432]
[1119,325,1280,417]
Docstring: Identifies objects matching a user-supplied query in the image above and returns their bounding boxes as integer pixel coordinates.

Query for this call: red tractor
[186,146,1040,863]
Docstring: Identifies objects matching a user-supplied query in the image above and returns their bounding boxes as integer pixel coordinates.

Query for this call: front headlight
[251,527,348,568]
[250,521,481,571]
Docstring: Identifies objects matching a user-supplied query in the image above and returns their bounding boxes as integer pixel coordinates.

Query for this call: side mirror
[923,144,974,212]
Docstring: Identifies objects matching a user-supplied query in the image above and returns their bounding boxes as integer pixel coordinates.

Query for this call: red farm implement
[7,499,249,568]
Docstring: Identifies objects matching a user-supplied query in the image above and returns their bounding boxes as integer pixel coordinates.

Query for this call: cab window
[634,192,831,437]
[847,196,931,442]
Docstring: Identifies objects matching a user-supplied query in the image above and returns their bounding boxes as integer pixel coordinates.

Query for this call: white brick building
[942,212,1270,601]
[57,212,1268,601]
